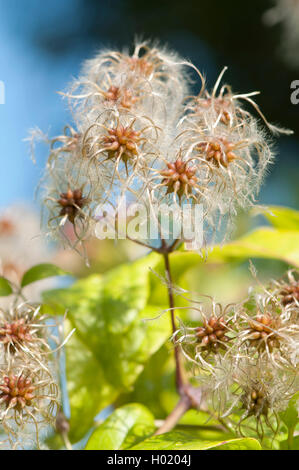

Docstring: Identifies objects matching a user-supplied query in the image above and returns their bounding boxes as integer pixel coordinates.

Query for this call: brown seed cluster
[0,374,35,411]
[197,137,238,168]
[280,282,299,306]
[247,314,281,352]
[0,319,32,350]
[127,57,154,77]
[103,125,141,163]
[103,86,138,109]
[58,188,88,224]
[195,316,230,352]
[242,388,269,417]
[160,158,198,200]
[197,97,232,125]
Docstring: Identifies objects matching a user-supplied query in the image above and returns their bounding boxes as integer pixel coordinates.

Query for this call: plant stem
[287,425,295,450]
[128,237,232,437]
[163,251,185,394]
[126,235,153,251]
[129,236,201,435]
[62,431,73,451]
[154,396,191,435]
[56,408,72,450]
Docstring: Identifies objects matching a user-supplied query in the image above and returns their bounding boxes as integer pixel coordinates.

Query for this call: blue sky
[0,0,92,207]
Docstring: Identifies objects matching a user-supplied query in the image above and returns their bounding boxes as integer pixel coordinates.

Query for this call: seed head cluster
[31,40,291,252]
[174,269,299,438]
[0,301,59,448]
[21,39,298,447]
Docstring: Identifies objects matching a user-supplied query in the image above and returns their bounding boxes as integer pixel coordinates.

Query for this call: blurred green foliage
[38,206,299,448]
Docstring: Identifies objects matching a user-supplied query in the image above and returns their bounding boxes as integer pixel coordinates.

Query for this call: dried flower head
[0,374,36,411]
[184,67,293,135]
[235,292,299,368]
[203,355,297,441]
[173,300,235,370]
[233,360,295,439]
[0,302,52,361]
[280,282,299,307]
[0,363,59,449]
[57,187,89,225]
[102,85,138,109]
[0,319,32,350]
[267,269,299,311]
[159,157,198,200]
[240,384,270,421]
[171,113,274,244]
[101,124,141,163]
[34,40,291,254]
[195,315,231,352]
[154,65,291,244]
[80,110,162,202]
[196,137,239,169]
[65,40,188,128]
[177,272,299,443]
[41,153,98,252]
[241,311,282,353]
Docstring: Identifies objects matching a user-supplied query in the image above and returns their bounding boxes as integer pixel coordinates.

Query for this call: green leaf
[117,344,226,431]
[280,436,299,450]
[206,228,299,266]
[44,254,170,442]
[146,227,299,296]
[117,345,176,419]
[43,219,299,444]
[262,206,299,231]
[208,438,262,450]
[85,404,155,450]
[279,392,299,430]
[0,277,13,296]
[63,319,115,444]
[130,430,261,450]
[21,263,69,287]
